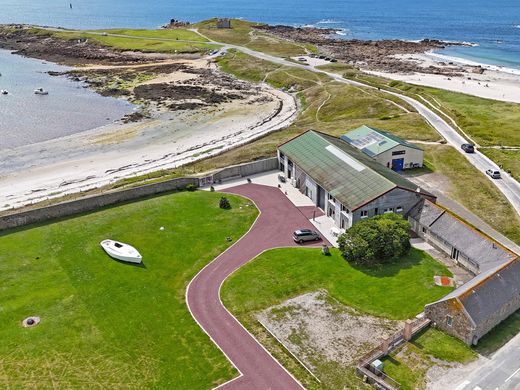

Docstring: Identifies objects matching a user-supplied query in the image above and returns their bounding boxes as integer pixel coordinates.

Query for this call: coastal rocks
[255,24,466,75]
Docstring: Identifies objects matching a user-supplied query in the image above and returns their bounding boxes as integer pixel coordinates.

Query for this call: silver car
[486,169,501,179]
[293,229,321,244]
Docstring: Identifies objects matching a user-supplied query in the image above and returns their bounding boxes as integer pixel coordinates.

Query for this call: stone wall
[0,177,198,232]
[425,299,475,345]
[0,158,278,232]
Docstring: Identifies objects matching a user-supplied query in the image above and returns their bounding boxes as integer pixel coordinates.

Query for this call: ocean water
[0,49,134,149]
[0,0,519,69]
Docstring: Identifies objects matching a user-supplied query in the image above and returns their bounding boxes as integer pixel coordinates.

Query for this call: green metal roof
[279,130,428,210]
[340,125,423,157]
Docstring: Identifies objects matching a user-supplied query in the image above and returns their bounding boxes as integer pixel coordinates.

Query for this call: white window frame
[360,210,369,218]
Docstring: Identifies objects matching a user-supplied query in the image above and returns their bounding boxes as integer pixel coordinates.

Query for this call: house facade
[341,125,423,171]
[278,130,435,229]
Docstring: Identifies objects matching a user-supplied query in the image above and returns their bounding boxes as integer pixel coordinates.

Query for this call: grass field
[30,27,219,54]
[196,18,317,57]
[383,328,476,390]
[93,28,209,41]
[423,144,520,244]
[221,247,454,389]
[480,148,520,181]
[0,191,257,388]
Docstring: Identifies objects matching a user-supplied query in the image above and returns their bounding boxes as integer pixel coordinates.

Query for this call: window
[392,150,406,156]
[341,204,349,213]
[422,227,427,233]
[383,208,394,214]
[328,194,335,202]
[360,210,369,218]
[446,315,453,327]
[396,206,403,213]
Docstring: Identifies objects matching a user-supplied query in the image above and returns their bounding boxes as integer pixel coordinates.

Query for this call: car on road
[330,58,338,63]
[461,143,475,153]
[318,55,326,59]
[486,169,501,179]
[293,229,321,243]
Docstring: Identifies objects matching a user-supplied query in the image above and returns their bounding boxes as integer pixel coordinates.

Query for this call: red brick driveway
[186,184,328,389]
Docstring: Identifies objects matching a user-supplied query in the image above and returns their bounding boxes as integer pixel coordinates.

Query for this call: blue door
[391,158,404,171]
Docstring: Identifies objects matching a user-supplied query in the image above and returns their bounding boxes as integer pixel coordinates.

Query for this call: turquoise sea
[0,0,519,69]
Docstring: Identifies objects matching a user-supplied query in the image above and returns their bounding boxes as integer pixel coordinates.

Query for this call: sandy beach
[366,53,520,103]
[0,57,298,211]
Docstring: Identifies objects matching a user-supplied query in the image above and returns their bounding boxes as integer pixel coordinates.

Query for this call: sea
[0,0,519,149]
[0,0,519,70]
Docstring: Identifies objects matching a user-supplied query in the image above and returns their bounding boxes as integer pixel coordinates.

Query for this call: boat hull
[100,240,142,264]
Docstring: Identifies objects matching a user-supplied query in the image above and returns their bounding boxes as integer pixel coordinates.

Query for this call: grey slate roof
[431,258,520,328]
[409,200,516,272]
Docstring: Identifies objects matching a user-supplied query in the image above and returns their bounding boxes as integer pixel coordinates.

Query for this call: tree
[337,213,411,265]
[219,197,231,209]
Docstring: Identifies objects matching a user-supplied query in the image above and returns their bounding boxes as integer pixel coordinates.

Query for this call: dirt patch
[257,290,402,371]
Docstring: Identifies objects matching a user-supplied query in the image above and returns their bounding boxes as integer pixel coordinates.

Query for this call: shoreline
[365,52,520,103]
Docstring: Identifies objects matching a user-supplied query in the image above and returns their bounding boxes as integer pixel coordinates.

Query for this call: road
[186,184,328,389]
[204,37,520,217]
[439,332,520,390]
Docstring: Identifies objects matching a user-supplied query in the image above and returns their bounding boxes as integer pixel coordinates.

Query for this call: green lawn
[221,247,453,389]
[383,328,476,390]
[222,247,453,320]
[0,191,257,388]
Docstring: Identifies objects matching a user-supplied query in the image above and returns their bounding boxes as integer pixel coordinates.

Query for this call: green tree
[337,213,411,265]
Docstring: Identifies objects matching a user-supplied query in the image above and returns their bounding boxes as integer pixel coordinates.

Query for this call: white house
[341,125,424,171]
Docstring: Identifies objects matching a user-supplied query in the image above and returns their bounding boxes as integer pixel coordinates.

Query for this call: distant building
[277,130,435,230]
[216,18,231,29]
[408,199,516,275]
[341,125,423,171]
[425,257,520,345]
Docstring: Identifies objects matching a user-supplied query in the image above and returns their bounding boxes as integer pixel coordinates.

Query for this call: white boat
[1,89,8,95]
[100,239,142,264]
[34,88,49,95]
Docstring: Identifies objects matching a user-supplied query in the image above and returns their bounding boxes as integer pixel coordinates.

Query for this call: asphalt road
[208,38,520,217]
[452,332,520,390]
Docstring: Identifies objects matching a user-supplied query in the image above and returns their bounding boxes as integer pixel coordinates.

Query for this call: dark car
[318,55,326,59]
[293,229,321,243]
[330,58,338,63]
[461,143,475,153]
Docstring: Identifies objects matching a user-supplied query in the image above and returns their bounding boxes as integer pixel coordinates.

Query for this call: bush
[219,197,231,209]
[337,214,411,266]
[185,183,197,192]
[389,80,401,87]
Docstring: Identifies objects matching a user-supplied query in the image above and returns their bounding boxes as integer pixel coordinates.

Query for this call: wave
[335,28,349,36]
[514,25,520,29]
[316,19,342,24]
[425,51,520,75]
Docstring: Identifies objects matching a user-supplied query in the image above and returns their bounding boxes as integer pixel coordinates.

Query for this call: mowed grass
[221,247,453,389]
[31,28,219,54]
[93,28,209,42]
[423,144,520,244]
[0,191,257,389]
[222,247,453,321]
[383,328,476,390]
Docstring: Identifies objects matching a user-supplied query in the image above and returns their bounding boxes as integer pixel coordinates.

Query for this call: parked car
[330,58,338,63]
[324,57,331,61]
[461,143,475,153]
[298,57,308,62]
[318,55,326,59]
[486,169,501,179]
[293,229,321,243]
[309,54,317,58]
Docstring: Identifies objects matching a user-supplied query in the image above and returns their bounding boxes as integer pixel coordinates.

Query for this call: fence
[0,158,278,232]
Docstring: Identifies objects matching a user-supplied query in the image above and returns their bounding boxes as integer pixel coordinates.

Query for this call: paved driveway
[186,184,328,389]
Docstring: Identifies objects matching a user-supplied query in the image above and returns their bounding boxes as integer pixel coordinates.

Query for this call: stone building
[341,125,423,171]
[277,130,435,230]
[425,257,520,345]
[216,18,231,29]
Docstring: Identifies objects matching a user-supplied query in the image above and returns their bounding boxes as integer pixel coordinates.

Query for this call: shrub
[337,214,411,266]
[389,80,401,87]
[219,197,231,209]
[185,183,197,192]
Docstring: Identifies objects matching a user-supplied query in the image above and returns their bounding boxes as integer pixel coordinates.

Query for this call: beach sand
[366,53,520,104]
